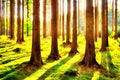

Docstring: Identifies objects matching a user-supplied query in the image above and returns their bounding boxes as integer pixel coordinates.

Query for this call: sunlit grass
[0,35,120,80]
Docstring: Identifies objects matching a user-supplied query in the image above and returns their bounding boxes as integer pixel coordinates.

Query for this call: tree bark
[47,0,60,60]
[6,0,9,35]
[17,0,22,43]
[100,0,109,52]
[10,0,15,39]
[21,0,24,41]
[112,0,114,32]
[114,0,118,39]
[43,0,47,38]
[62,0,65,40]
[29,0,43,67]
[0,0,2,35]
[66,0,71,44]
[95,0,98,41]
[69,0,78,55]
[79,0,100,68]
[78,0,81,35]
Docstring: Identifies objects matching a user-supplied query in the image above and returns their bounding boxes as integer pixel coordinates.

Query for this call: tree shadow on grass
[100,50,118,78]
[38,56,74,80]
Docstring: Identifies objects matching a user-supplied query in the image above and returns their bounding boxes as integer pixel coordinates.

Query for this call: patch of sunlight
[24,55,68,80]
[91,71,100,80]
[96,52,102,64]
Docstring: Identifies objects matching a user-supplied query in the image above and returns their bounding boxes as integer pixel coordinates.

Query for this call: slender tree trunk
[17,0,22,43]
[0,0,2,35]
[29,0,43,67]
[47,0,60,60]
[112,0,114,32]
[100,0,109,52]
[78,0,81,35]
[21,0,24,41]
[66,0,71,44]
[43,0,46,38]
[62,0,65,40]
[95,0,98,41]
[6,0,9,35]
[27,0,30,36]
[79,0,100,68]
[114,0,118,39]
[69,0,78,55]
[10,0,15,39]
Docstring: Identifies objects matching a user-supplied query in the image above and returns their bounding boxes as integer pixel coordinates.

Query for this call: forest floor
[0,35,120,80]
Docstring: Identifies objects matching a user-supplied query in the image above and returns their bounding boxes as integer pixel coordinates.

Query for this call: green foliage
[0,35,120,80]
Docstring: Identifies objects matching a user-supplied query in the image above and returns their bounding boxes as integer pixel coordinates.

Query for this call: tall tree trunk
[17,0,22,43]
[29,0,43,67]
[95,0,98,41]
[26,0,30,36]
[62,0,65,40]
[66,0,71,44]
[79,0,100,68]
[0,0,2,35]
[10,0,15,39]
[6,0,9,35]
[47,0,60,60]
[78,0,81,35]
[69,0,78,55]
[112,0,114,32]
[21,0,24,41]
[43,0,46,38]
[100,0,109,52]
[114,0,118,39]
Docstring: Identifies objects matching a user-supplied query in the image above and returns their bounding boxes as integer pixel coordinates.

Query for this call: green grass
[0,35,120,80]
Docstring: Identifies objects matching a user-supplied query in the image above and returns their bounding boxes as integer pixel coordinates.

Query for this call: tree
[0,0,2,35]
[22,0,24,41]
[66,0,71,45]
[100,0,109,52]
[114,0,118,39]
[29,0,43,67]
[78,0,81,35]
[112,0,115,32]
[69,0,78,55]
[17,0,22,43]
[94,0,98,41]
[47,0,60,60]
[10,0,15,39]
[79,0,100,68]
[6,0,9,35]
[43,0,47,38]
[62,0,65,40]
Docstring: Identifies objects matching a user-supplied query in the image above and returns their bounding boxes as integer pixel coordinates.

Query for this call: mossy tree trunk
[10,0,15,39]
[79,0,100,68]
[100,0,109,52]
[29,0,43,67]
[47,0,60,60]
[69,0,78,55]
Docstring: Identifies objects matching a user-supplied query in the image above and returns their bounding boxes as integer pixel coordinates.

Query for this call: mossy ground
[0,35,120,80]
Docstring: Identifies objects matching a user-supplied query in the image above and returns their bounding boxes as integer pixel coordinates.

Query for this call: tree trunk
[17,0,22,43]
[21,0,24,41]
[43,0,46,38]
[69,0,78,55]
[79,0,100,68]
[47,0,60,60]
[112,0,114,32]
[66,0,71,44]
[6,0,9,35]
[94,0,98,41]
[78,0,81,35]
[100,0,109,52]
[26,0,30,36]
[10,0,15,39]
[0,0,2,35]
[114,0,118,39]
[62,0,65,40]
[29,0,43,67]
